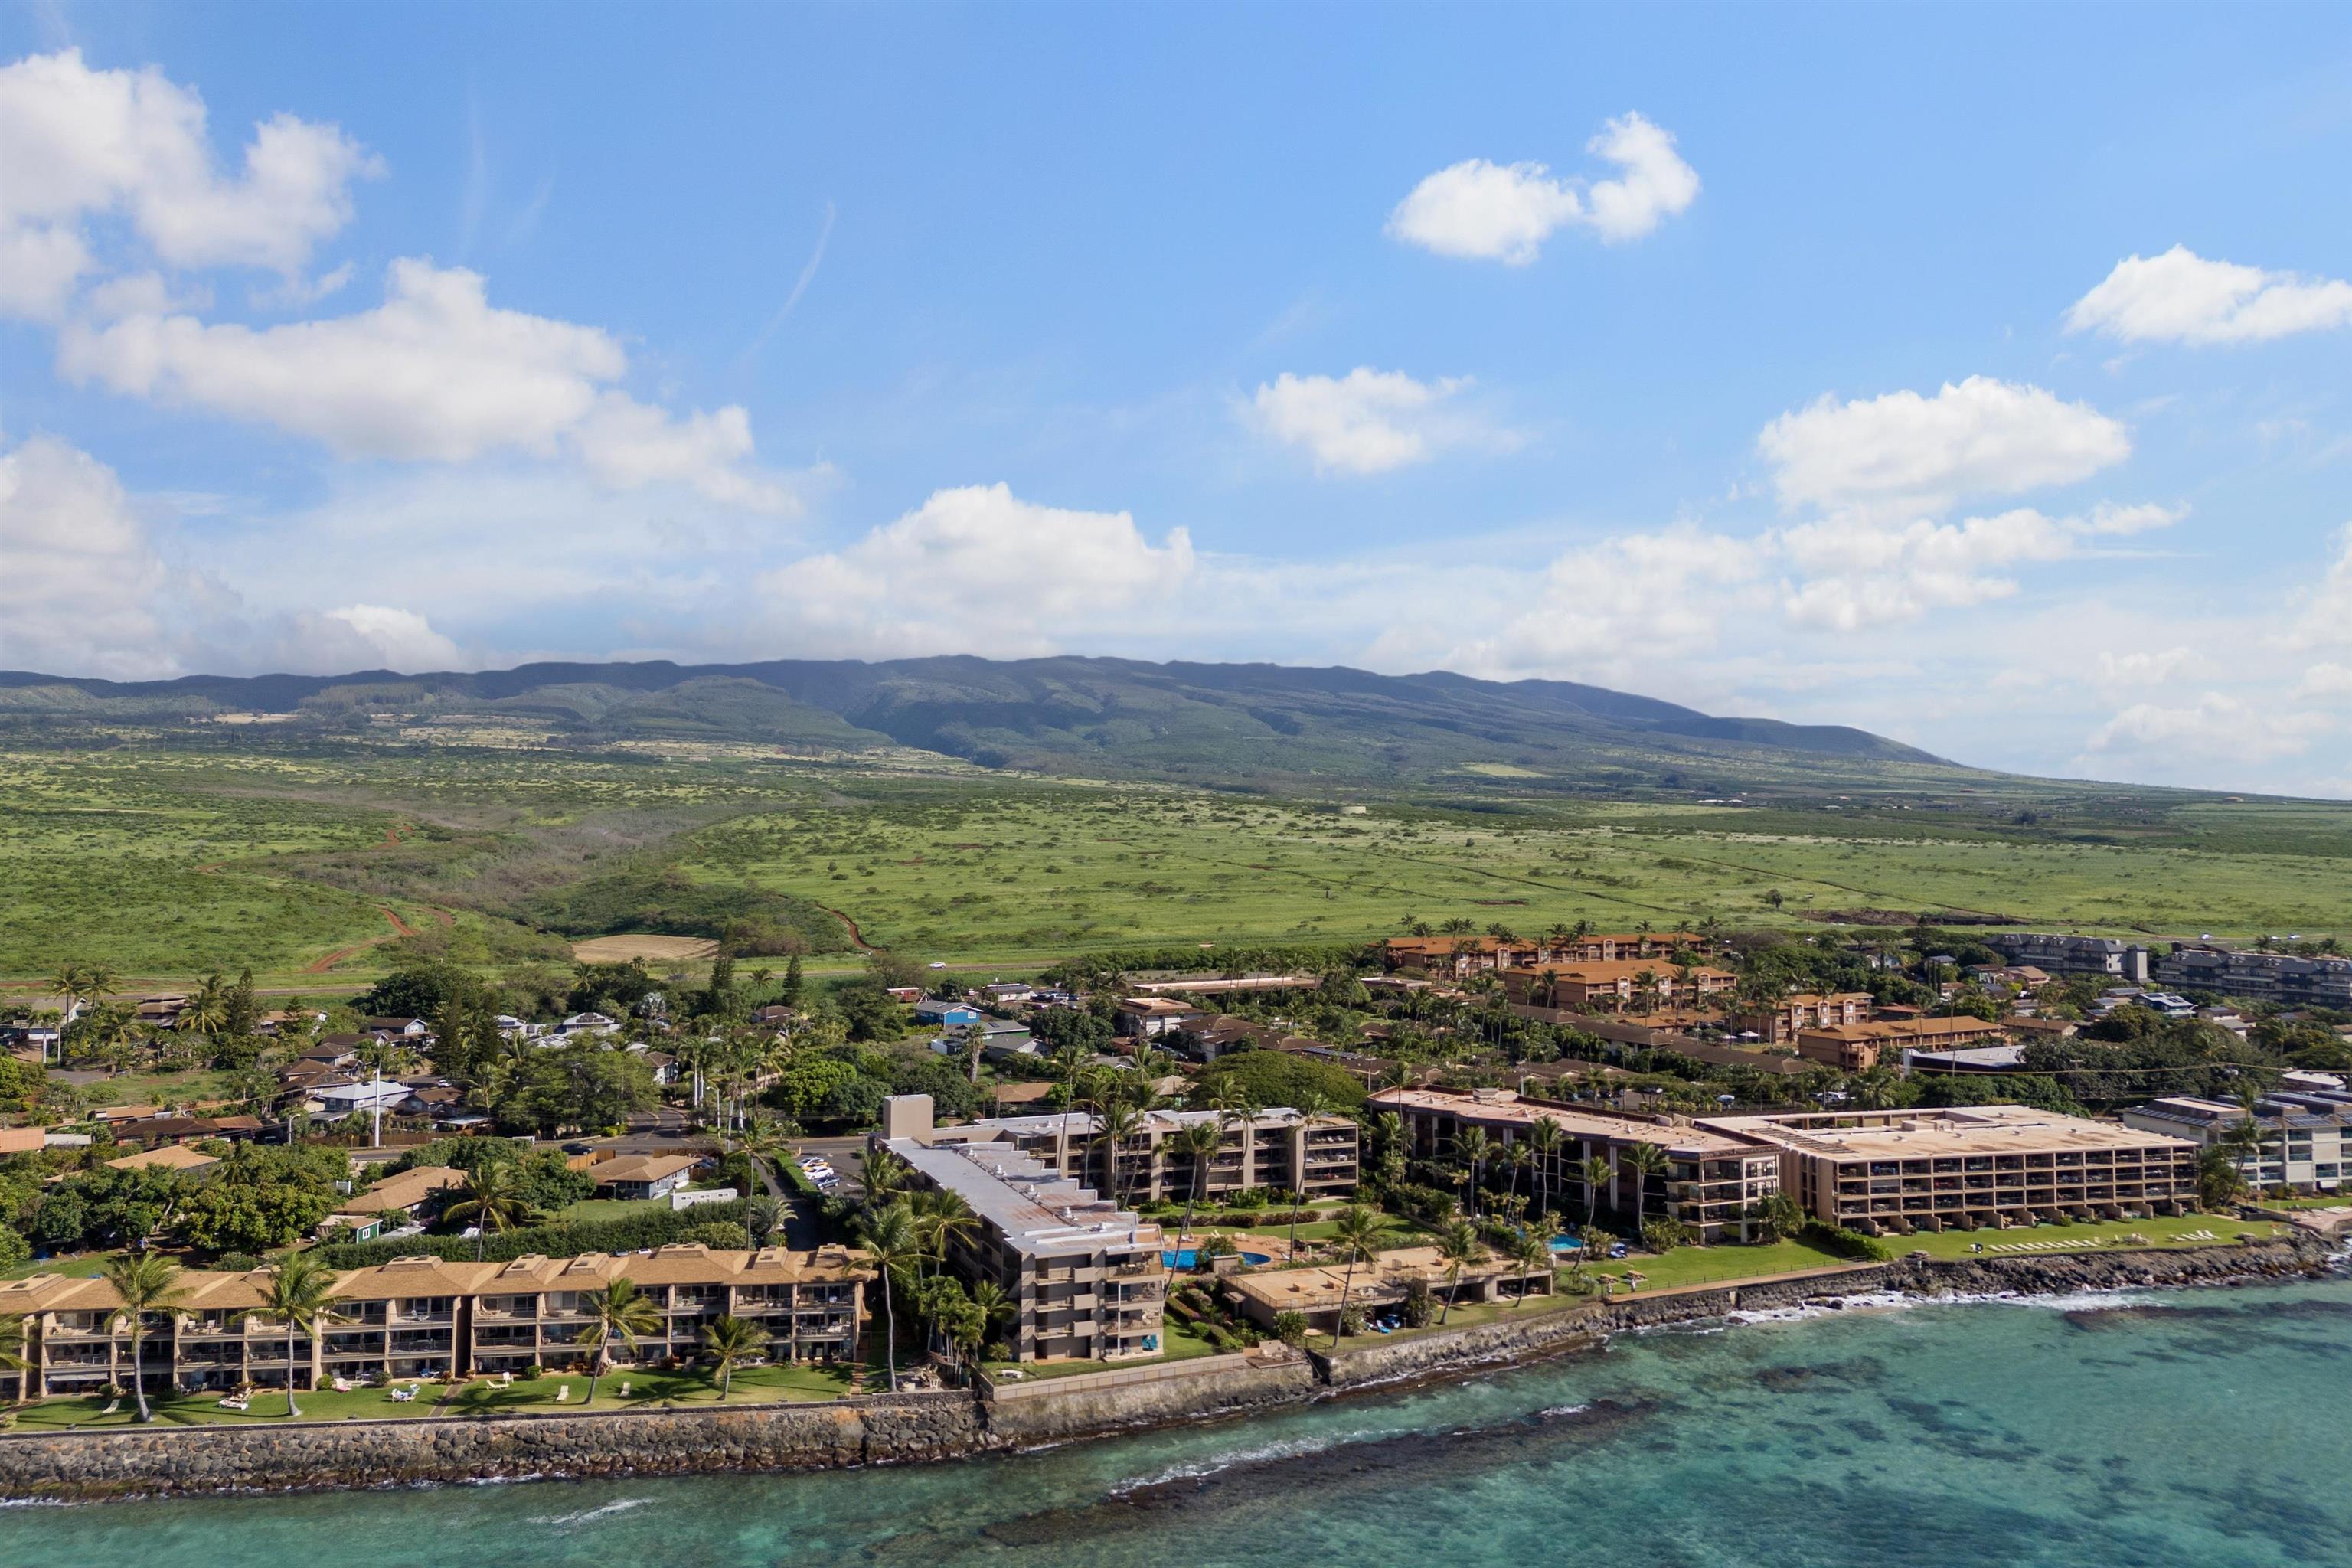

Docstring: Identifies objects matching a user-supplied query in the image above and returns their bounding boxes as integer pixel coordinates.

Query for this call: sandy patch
[570,934,720,963]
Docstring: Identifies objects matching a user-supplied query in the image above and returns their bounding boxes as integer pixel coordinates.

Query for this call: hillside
[0,654,1962,793]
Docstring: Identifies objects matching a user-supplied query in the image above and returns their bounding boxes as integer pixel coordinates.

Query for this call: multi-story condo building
[1385,930,1702,978]
[1498,959,1737,1014]
[2120,1091,2350,1194]
[877,1095,1166,1363]
[2152,944,2352,1009]
[1725,992,1874,1045]
[1792,1014,2010,1070]
[1368,1087,1782,1243]
[1699,1106,2200,1234]
[1990,933,2150,984]
[0,1244,871,1403]
[908,1102,1360,1205]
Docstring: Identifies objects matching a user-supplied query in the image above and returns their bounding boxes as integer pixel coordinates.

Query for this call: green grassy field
[3,740,2346,985]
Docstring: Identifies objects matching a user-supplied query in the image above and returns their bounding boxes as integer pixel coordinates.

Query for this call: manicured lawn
[442,1360,861,1412]
[984,1321,1223,1381]
[1886,1211,2285,1259]
[548,1197,671,1225]
[1580,1237,1857,1292]
[7,1383,457,1429]
[2,1247,127,1282]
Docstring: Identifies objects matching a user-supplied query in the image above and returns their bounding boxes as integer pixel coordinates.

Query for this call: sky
[1,3,2348,796]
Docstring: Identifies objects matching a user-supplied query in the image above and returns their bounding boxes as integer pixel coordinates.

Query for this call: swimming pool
[1164,1249,1275,1269]
[1547,1236,1585,1253]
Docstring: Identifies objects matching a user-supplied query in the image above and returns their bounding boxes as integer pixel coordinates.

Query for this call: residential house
[1112,997,1206,1039]
[912,997,984,1028]
[103,1143,221,1178]
[590,1153,699,1200]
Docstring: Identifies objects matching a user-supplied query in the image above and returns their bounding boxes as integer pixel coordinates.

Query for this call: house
[591,1153,700,1200]
[104,1143,220,1178]
[912,997,984,1028]
[1225,1243,1548,1334]
[312,1080,411,1117]
[93,1105,165,1125]
[632,1047,680,1086]
[0,1126,51,1155]
[558,1011,620,1037]
[362,1017,430,1039]
[884,986,923,1004]
[977,982,1037,1004]
[1112,996,1206,1038]
[132,995,190,1027]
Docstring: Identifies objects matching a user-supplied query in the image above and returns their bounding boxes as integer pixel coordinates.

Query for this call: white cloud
[1757,377,2131,518]
[1450,527,1762,674]
[756,484,1194,658]
[0,434,469,678]
[1387,112,1697,263]
[2288,524,2352,649]
[2066,246,2352,346]
[2298,662,2352,701]
[0,47,380,316]
[2096,646,2207,691]
[55,258,798,510]
[1775,503,2182,632]
[2086,692,2333,764]
[0,433,173,678]
[83,270,214,319]
[1248,368,1501,475]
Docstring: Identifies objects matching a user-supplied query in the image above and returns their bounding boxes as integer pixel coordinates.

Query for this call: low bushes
[1800,1220,1893,1262]
[316,1199,752,1268]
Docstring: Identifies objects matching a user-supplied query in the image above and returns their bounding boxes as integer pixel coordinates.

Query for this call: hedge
[1801,1220,1893,1262]
[316,1199,753,1268]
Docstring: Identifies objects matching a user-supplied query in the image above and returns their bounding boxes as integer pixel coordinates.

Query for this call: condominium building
[903,1101,1360,1205]
[1368,1086,1782,1242]
[877,1095,1166,1363]
[2119,1092,2350,1193]
[1699,1106,2200,1235]
[1384,930,1703,979]
[0,1244,871,1403]
[1498,959,1737,1014]
[1990,933,2150,984]
[1726,992,1874,1045]
[1793,1014,2010,1071]
[2152,945,2352,1009]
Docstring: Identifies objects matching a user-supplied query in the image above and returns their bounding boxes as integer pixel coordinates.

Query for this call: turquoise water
[11,1273,2350,1567]
[1162,1249,1272,1268]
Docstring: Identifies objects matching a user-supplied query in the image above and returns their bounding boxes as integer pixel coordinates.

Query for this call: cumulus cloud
[56,258,798,510]
[2287,524,2352,649]
[757,484,1194,657]
[2298,662,2352,701]
[2066,246,2352,346]
[0,48,380,316]
[2096,646,2207,691]
[1387,112,1697,263]
[1757,377,2131,518]
[0,434,465,678]
[2086,692,2334,765]
[1775,503,2183,632]
[1248,368,1504,475]
[1450,527,1762,675]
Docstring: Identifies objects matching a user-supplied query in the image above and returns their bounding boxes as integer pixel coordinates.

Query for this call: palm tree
[1094,1101,1146,1208]
[856,1200,920,1392]
[698,1314,768,1400]
[1508,1230,1553,1307]
[1524,1117,1563,1218]
[968,1279,1013,1356]
[1619,1142,1669,1223]
[1172,1120,1223,1250]
[961,1020,990,1084]
[573,1279,663,1406]
[235,1251,342,1417]
[913,1191,978,1279]
[444,1160,534,1261]
[1434,1220,1482,1325]
[1455,1127,1495,1217]
[1324,1204,1394,1347]
[1,1314,28,1408]
[101,1253,190,1423]
[745,1193,787,1249]
[1287,1089,1336,1256]
[1578,1154,1613,1227]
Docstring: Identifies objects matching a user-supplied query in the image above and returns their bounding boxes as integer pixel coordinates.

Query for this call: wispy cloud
[738,199,836,364]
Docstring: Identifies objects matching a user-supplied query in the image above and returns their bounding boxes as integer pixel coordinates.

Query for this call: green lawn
[2,1247,126,1282]
[67,1068,245,1110]
[983,1321,1223,1381]
[548,1197,671,1225]
[1881,1211,2286,1259]
[7,1382,457,1429]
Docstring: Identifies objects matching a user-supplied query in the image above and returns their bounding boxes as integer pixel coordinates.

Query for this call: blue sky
[2,3,2348,795]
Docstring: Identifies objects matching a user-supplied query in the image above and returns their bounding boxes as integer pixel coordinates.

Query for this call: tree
[1094,1102,1145,1209]
[1619,1142,1669,1221]
[2195,1146,2247,1211]
[1434,1219,1481,1325]
[857,1200,920,1392]
[1524,1116,1563,1218]
[1508,1230,1553,1307]
[101,1253,190,1423]
[1745,1191,1806,1244]
[444,1161,534,1262]
[1323,1204,1394,1347]
[1271,1310,1308,1349]
[236,1251,342,1417]
[780,955,805,1008]
[573,1279,663,1406]
[1454,1127,1495,1217]
[1579,1155,1612,1228]
[744,1194,786,1249]
[1172,1120,1223,1248]
[699,1314,768,1401]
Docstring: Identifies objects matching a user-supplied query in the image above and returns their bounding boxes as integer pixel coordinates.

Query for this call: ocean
[9,1273,2348,1568]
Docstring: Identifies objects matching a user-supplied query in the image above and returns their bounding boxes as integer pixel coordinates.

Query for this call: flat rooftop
[1370,1088,1764,1156]
[1701,1105,2197,1161]
[886,1137,1163,1260]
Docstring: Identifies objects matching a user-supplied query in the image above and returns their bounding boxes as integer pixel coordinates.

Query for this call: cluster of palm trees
[848,1148,1006,1390]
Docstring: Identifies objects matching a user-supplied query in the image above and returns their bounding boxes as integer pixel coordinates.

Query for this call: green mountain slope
[0,654,1966,792]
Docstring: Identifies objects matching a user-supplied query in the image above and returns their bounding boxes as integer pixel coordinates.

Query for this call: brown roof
[591,1153,699,1186]
[353,1165,465,1214]
[106,1143,220,1173]
[0,1126,47,1154]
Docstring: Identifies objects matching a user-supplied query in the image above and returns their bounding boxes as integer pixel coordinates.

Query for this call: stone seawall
[2,1237,2330,1501]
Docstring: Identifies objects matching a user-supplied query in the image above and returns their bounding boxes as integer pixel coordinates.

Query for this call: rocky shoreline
[2,1236,2334,1503]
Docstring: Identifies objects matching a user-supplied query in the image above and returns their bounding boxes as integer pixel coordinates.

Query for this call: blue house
[913,996,983,1027]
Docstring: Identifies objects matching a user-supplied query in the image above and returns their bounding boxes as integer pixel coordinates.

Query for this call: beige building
[1370,1087,1782,1242]
[910,1102,1360,1206]
[1725,992,1874,1045]
[878,1095,1168,1363]
[1700,1105,2200,1234]
[1223,1243,1550,1334]
[0,1243,869,1402]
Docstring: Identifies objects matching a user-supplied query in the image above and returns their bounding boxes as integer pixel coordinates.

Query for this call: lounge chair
[554,1385,569,1402]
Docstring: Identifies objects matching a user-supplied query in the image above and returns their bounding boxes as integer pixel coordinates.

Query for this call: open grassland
[686,788,2352,963]
[2,741,2346,984]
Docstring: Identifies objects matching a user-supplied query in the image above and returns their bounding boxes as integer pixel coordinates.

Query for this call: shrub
[1401,1276,1436,1328]
[214,1250,260,1273]
[1640,1217,1696,1253]
[0,1223,28,1273]
[1801,1220,1892,1261]
[681,1220,752,1250]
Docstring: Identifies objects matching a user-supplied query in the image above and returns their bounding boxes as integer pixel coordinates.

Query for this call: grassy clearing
[984,1320,1223,1380]
[547,1197,672,1225]
[2,1247,126,1282]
